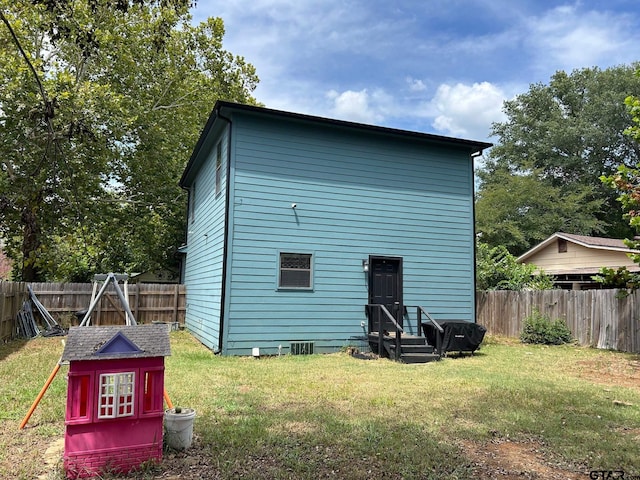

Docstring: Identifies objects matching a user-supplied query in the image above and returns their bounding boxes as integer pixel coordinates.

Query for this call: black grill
[422,320,486,354]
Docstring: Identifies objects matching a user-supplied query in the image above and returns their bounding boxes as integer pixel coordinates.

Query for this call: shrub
[476,242,555,291]
[520,308,573,345]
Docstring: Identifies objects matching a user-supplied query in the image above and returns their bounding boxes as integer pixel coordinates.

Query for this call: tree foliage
[476,241,554,291]
[476,65,640,256]
[599,68,640,293]
[0,0,258,281]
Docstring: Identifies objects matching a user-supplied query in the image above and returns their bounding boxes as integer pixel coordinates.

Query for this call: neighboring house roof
[130,270,179,284]
[61,324,171,362]
[517,232,640,276]
[518,232,639,260]
[180,101,492,187]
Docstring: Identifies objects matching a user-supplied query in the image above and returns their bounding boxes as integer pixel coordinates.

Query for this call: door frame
[367,255,404,329]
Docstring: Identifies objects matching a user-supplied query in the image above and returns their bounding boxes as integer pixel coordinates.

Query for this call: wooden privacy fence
[1,282,27,341]
[477,289,640,354]
[0,282,185,341]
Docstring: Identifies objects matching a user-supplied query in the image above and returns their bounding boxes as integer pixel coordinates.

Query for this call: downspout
[178,187,190,285]
[216,107,233,354]
[471,149,483,324]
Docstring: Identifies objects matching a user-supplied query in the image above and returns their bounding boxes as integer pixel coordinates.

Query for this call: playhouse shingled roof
[61,324,171,362]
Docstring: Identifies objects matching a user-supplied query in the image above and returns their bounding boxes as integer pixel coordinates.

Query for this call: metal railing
[415,306,443,355]
[366,304,403,360]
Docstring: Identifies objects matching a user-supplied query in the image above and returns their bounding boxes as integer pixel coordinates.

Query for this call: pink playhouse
[61,324,171,478]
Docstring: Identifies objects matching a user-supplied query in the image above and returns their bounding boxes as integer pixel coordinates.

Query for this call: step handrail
[416,306,443,355]
[366,304,403,360]
[417,306,444,333]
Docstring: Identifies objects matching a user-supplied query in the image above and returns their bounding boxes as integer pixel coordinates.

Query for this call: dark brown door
[368,256,403,333]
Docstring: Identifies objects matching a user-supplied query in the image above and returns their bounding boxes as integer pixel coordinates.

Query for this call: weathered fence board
[0,282,26,341]
[0,282,185,341]
[477,289,640,353]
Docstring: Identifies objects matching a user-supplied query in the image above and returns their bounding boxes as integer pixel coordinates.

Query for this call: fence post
[173,284,179,324]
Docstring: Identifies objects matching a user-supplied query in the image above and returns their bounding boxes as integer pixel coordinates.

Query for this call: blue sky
[192,1,640,143]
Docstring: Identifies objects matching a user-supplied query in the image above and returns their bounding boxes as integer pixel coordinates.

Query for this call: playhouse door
[368,256,403,333]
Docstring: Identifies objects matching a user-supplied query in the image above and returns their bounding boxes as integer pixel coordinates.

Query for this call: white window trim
[278,252,314,290]
[98,372,135,419]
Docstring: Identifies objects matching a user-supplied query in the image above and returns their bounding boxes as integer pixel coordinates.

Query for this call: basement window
[279,253,313,289]
[98,372,135,419]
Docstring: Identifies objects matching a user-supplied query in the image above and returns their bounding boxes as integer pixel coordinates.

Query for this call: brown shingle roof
[557,232,633,250]
[518,232,640,263]
[61,324,171,362]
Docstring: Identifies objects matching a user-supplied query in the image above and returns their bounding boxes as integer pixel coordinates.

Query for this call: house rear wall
[223,113,476,355]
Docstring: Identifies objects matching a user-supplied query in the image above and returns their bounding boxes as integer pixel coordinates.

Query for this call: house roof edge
[180,100,493,187]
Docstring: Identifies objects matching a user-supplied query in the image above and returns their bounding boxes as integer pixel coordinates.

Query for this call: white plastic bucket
[164,408,196,450]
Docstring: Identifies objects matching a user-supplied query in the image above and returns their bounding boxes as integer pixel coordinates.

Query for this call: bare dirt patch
[574,355,640,391]
[461,439,586,480]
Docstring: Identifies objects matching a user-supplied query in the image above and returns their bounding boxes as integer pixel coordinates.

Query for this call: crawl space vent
[290,341,314,355]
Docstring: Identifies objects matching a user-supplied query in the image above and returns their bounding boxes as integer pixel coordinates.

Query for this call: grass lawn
[1,332,639,479]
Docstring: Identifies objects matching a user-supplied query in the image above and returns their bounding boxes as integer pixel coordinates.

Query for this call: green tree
[477,65,640,256]
[0,1,258,281]
[476,241,554,291]
[600,69,640,255]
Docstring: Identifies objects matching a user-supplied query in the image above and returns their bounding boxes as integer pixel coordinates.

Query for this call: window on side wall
[215,142,222,196]
[189,182,196,224]
[279,253,313,289]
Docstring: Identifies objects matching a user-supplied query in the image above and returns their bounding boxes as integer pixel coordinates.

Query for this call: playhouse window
[142,369,164,414]
[279,253,313,289]
[67,374,91,421]
[98,372,135,419]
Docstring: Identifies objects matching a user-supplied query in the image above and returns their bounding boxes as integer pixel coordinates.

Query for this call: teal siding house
[179,101,490,357]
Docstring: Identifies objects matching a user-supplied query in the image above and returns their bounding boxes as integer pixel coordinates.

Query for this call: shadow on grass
[198,411,473,480]
[0,338,29,362]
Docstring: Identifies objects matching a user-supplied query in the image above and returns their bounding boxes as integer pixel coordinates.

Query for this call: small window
[558,238,567,253]
[67,374,91,421]
[189,183,196,224]
[98,372,135,419]
[215,142,222,196]
[142,369,164,414]
[279,253,312,289]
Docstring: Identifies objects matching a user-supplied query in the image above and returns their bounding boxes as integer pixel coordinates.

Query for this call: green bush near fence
[520,308,573,345]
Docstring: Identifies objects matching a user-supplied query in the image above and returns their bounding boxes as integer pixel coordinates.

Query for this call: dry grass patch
[2,333,640,479]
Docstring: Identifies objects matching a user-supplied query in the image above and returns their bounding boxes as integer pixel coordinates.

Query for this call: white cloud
[325,89,391,124]
[429,82,508,140]
[190,1,640,140]
[527,4,636,73]
[407,77,427,92]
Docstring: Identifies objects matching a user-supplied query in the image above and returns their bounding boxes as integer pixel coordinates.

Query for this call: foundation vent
[290,341,314,355]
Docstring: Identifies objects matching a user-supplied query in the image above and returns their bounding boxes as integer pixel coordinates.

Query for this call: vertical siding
[182,127,228,350]
[224,114,475,355]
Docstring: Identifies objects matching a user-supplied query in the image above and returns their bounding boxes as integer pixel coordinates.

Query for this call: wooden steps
[368,333,440,364]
